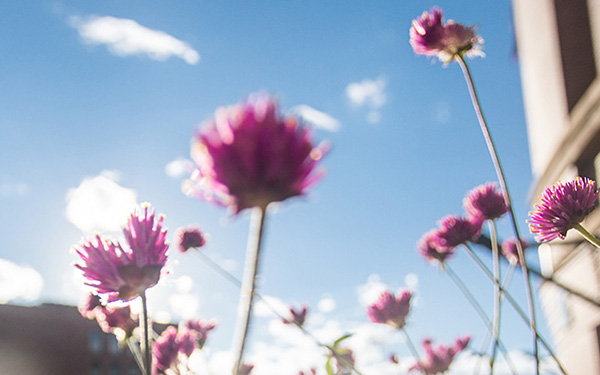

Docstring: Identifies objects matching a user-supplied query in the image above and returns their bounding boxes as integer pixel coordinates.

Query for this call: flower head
[176,227,207,253]
[410,7,483,63]
[367,289,412,330]
[501,238,531,265]
[418,229,454,264]
[78,293,103,319]
[464,183,508,221]
[188,93,327,214]
[73,204,169,302]
[153,326,180,375]
[528,177,598,242]
[283,305,308,326]
[184,318,217,349]
[434,215,482,251]
[409,336,471,374]
[95,305,138,340]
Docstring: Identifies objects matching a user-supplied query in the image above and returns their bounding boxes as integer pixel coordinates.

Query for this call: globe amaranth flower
[409,336,471,374]
[528,177,598,242]
[418,229,455,264]
[78,293,103,320]
[410,7,483,63]
[188,93,328,214]
[184,318,217,349]
[501,238,531,266]
[434,215,483,251]
[176,227,207,253]
[95,305,139,340]
[283,305,308,326]
[367,289,412,330]
[73,203,169,302]
[463,183,508,221]
[153,326,180,375]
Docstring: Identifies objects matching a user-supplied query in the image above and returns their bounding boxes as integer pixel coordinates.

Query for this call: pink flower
[184,318,217,349]
[367,289,412,329]
[78,293,102,319]
[73,204,169,302]
[153,326,180,375]
[176,227,207,253]
[463,183,508,221]
[418,229,454,264]
[95,305,138,339]
[239,363,254,375]
[188,93,327,214]
[299,369,316,375]
[410,336,471,374]
[501,238,531,265]
[331,348,355,375]
[528,177,598,242]
[435,215,482,251]
[283,305,308,326]
[410,7,483,63]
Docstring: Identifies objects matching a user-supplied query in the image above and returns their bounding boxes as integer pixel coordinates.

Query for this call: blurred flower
[367,289,412,329]
[153,326,180,375]
[78,293,102,319]
[184,318,217,349]
[463,183,508,221]
[176,227,207,253]
[410,7,483,63]
[95,305,138,340]
[176,328,198,357]
[409,336,471,374]
[239,363,254,375]
[529,177,598,242]
[501,238,531,265]
[435,215,482,251]
[188,93,328,214]
[283,305,308,326]
[299,369,316,375]
[389,354,399,364]
[73,203,169,302]
[418,229,454,264]
[331,348,355,375]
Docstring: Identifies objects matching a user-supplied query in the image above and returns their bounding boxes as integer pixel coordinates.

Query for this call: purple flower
[528,177,598,242]
[153,326,180,375]
[74,204,169,302]
[188,93,327,214]
[434,215,482,251]
[501,238,531,265]
[176,329,198,357]
[463,183,508,220]
[410,7,483,63]
[176,227,207,253]
[418,229,454,264]
[95,305,138,339]
[409,336,471,374]
[184,318,217,349]
[78,293,102,319]
[367,289,412,329]
[331,348,355,375]
[283,305,308,326]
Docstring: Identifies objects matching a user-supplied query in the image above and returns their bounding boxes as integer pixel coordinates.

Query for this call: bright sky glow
[0,1,547,374]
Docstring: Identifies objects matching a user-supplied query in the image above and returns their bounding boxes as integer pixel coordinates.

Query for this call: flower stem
[489,221,502,374]
[141,291,151,375]
[574,223,600,249]
[400,328,425,374]
[456,54,539,375]
[232,206,267,375]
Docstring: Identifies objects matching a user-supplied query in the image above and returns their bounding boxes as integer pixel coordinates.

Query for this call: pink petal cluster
[73,204,169,302]
[410,336,471,374]
[283,305,308,326]
[410,7,483,63]
[78,294,138,339]
[418,229,455,264]
[298,369,316,375]
[189,93,327,214]
[501,238,531,265]
[331,348,355,375]
[184,318,217,349]
[367,289,412,329]
[435,215,483,251]
[176,227,207,253]
[463,183,508,221]
[529,177,598,242]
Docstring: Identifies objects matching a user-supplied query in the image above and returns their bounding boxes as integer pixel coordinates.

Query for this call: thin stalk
[456,54,539,375]
[528,266,600,307]
[127,336,145,373]
[400,328,425,374]
[463,245,568,374]
[445,265,518,375]
[141,291,151,375]
[232,206,267,375]
[574,223,600,249]
[489,221,502,374]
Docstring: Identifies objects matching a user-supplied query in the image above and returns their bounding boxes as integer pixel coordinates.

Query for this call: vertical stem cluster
[455,54,540,375]
[489,221,502,373]
[232,206,267,375]
[141,291,152,375]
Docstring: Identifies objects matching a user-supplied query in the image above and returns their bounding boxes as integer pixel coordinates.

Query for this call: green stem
[141,291,151,375]
[489,221,502,374]
[400,328,425,375]
[232,206,267,375]
[456,54,540,375]
[574,223,600,249]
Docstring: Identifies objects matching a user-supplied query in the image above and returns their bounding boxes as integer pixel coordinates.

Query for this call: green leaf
[333,333,353,348]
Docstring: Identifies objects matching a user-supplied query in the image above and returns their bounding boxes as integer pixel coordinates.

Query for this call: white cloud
[346,77,387,124]
[317,295,336,313]
[65,170,138,233]
[0,259,43,303]
[165,158,195,178]
[357,274,388,307]
[289,105,341,132]
[0,182,30,197]
[71,15,200,65]
[253,294,289,319]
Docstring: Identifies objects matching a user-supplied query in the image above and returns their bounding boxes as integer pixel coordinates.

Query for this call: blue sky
[0,1,556,374]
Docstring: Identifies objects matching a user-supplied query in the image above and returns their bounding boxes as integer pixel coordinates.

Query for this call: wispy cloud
[165,158,195,178]
[0,259,43,303]
[0,182,30,197]
[65,170,138,233]
[70,15,200,65]
[345,77,387,124]
[289,105,341,132]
